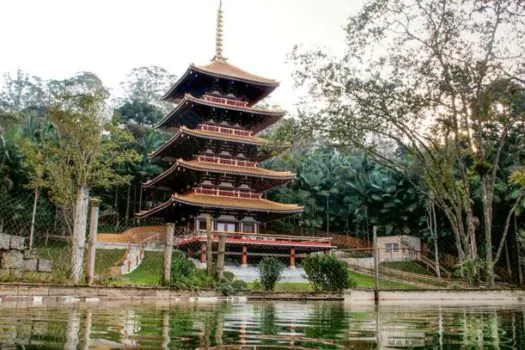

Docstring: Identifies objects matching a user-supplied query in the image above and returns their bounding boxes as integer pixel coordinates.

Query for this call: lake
[1,300,524,348]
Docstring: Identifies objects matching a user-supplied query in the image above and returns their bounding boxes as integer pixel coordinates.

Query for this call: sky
[0,0,361,110]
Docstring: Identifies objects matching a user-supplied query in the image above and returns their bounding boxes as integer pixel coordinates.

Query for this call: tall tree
[118,66,176,113]
[288,0,525,286]
[0,69,46,112]
[33,73,139,283]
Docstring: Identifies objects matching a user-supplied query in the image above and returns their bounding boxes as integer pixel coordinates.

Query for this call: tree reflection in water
[2,301,525,348]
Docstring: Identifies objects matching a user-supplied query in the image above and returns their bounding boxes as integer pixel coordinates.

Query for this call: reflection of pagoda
[137,0,331,267]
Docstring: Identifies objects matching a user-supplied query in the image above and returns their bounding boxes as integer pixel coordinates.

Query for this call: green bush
[252,279,263,290]
[169,252,214,290]
[223,271,235,282]
[258,257,284,291]
[215,280,235,296]
[302,254,354,292]
[231,280,247,291]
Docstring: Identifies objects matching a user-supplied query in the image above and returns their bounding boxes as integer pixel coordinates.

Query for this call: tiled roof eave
[135,199,172,218]
[161,68,192,101]
[172,194,304,214]
[149,127,265,160]
[143,161,296,189]
[191,63,280,87]
[156,94,285,130]
[179,160,296,180]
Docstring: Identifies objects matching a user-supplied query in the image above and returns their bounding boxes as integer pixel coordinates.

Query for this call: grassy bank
[28,245,125,283]
[8,249,417,291]
[381,261,433,276]
[119,252,164,286]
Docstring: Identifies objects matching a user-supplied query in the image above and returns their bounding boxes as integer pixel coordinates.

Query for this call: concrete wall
[344,289,525,305]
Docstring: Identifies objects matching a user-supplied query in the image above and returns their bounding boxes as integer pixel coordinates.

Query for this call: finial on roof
[214,0,225,60]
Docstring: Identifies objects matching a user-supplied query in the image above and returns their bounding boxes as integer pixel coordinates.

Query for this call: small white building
[377,235,421,262]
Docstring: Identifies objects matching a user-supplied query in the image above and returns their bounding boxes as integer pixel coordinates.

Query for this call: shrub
[302,254,354,292]
[252,279,263,291]
[215,280,235,296]
[170,252,214,290]
[231,280,247,291]
[258,257,284,291]
[223,271,235,282]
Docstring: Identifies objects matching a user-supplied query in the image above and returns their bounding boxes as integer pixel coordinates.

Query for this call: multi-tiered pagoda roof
[136,0,304,230]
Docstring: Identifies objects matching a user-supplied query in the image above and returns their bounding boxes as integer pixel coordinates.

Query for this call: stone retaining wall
[0,234,52,275]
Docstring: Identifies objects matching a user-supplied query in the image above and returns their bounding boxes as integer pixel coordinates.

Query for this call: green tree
[35,76,139,282]
[258,257,284,291]
[118,65,176,113]
[287,0,525,286]
[116,100,164,126]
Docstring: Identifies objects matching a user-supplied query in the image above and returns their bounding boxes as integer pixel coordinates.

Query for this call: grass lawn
[247,270,417,291]
[381,261,433,276]
[119,251,164,286]
[348,271,417,290]
[36,245,125,275]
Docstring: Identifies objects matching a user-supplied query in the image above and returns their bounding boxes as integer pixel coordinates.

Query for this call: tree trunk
[71,185,90,284]
[163,223,175,285]
[505,240,512,283]
[428,201,441,280]
[217,233,226,280]
[481,179,495,287]
[114,186,120,228]
[86,199,100,285]
[515,213,524,287]
[125,184,131,226]
[326,195,330,236]
[29,187,40,249]
[132,180,138,226]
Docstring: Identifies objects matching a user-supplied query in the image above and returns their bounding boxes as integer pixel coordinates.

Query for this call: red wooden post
[289,247,296,270]
[241,245,248,268]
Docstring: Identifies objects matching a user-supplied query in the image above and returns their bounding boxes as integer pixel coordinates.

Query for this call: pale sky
[0,0,361,110]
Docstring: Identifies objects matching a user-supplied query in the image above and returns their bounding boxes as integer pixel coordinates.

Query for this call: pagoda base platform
[174,231,332,252]
[176,231,332,269]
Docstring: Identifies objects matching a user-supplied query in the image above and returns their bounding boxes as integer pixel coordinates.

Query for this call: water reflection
[0,300,525,348]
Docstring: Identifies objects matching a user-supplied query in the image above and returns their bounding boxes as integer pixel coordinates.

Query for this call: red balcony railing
[197,155,257,168]
[194,187,262,199]
[200,124,253,137]
[203,95,249,108]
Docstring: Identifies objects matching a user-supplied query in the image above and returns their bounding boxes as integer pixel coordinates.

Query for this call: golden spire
[214,0,225,60]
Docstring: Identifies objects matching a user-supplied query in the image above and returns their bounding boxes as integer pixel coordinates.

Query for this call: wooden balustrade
[194,187,262,199]
[197,155,257,168]
[203,94,249,108]
[186,230,332,244]
[200,123,253,137]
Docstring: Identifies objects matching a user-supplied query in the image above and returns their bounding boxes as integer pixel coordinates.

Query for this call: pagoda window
[216,222,236,233]
[197,220,207,230]
[243,223,255,233]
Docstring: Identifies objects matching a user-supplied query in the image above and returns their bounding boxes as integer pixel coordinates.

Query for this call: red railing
[203,95,249,108]
[175,230,332,246]
[194,187,262,199]
[197,155,257,168]
[200,124,253,137]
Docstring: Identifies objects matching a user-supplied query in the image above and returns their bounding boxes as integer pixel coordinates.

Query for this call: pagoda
[137,1,331,267]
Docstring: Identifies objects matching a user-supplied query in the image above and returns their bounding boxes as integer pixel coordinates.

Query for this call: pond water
[1,300,525,349]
